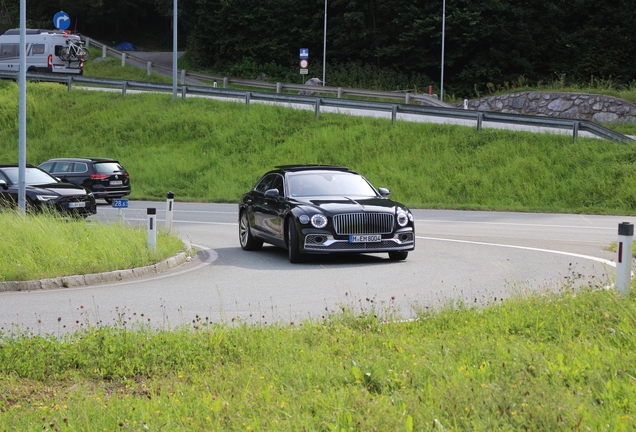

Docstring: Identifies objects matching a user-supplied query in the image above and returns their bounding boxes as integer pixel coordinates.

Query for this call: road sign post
[112,198,128,223]
[299,48,309,83]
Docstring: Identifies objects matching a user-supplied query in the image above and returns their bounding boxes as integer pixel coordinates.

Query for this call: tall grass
[0,210,184,282]
[0,284,634,430]
[1,81,635,214]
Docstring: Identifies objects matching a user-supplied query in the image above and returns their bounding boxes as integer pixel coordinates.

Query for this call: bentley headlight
[397,210,409,227]
[311,214,328,229]
[36,195,57,202]
[299,214,310,224]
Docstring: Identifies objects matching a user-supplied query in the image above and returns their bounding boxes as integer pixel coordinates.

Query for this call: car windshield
[1,167,58,185]
[288,172,377,197]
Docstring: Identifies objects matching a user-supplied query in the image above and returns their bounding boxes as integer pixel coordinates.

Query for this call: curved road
[0,202,630,335]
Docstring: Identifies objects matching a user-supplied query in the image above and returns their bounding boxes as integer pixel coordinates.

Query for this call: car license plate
[68,202,86,208]
[110,180,123,186]
[349,234,381,243]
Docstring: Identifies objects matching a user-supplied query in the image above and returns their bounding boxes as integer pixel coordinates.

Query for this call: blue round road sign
[53,11,70,30]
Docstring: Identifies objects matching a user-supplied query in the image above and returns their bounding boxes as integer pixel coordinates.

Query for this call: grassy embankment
[1,61,635,430]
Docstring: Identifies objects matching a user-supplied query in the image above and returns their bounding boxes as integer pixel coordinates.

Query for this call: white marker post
[165,191,175,233]
[147,208,157,251]
[616,222,633,296]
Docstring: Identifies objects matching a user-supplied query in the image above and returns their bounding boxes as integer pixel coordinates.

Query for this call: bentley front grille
[332,213,394,235]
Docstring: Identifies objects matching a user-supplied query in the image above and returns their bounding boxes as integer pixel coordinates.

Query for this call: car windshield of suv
[288,173,377,197]
[95,162,124,173]
[1,167,58,185]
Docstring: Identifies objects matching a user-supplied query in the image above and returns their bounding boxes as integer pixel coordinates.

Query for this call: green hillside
[2,80,636,214]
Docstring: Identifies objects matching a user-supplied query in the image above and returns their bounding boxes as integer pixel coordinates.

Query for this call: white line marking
[416,219,616,231]
[418,236,616,267]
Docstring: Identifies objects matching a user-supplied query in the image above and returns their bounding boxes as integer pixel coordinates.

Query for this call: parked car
[38,158,131,203]
[0,164,96,217]
[238,165,415,263]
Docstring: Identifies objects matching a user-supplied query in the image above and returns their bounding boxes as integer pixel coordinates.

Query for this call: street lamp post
[322,0,327,86]
[172,0,177,100]
[440,0,446,102]
[18,0,26,214]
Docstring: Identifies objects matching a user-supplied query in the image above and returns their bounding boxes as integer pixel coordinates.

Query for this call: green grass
[1,284,635,430]
[0,210,185,282]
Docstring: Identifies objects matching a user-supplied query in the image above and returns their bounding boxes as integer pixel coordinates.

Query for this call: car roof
[275,164,356,174]
[0,164,37,168]
[40,158,118,163]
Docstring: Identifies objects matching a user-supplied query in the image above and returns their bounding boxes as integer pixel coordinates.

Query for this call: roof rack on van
[2,28,69,35]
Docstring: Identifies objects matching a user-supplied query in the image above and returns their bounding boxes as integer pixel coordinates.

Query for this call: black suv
[38,158,131,204]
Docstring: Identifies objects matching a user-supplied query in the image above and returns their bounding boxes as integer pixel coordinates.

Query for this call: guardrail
[81,36,448,108]
[1,70,633,144]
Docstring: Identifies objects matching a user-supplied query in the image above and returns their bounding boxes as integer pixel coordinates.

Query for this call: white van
[0,28,83,75]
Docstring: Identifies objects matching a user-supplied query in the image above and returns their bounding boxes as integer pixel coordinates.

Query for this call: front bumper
[302,227,415,254]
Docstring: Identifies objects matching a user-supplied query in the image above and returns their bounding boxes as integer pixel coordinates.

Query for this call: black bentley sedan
[239,165,415,263]
[0,164,96,217]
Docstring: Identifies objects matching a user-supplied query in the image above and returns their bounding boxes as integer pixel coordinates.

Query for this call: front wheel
[388,251,408,261]
[239,211,263,251]
[287,219,304,263]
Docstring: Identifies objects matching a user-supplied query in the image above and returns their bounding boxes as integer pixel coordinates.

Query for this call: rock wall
[455,92,636,124]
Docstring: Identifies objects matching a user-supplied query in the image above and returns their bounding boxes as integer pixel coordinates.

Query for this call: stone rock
[454,91,636,123]
[298,78,323,95]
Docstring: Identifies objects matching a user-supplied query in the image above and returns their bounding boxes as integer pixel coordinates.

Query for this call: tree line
[3,0,635,97]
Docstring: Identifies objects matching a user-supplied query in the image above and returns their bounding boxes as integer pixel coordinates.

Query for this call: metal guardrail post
[223,77,229,88]
[122,81,127,97]
[147,62,152,76]
[102,46,106,58]
[315,99,321,118]
[337,87,343,98]
[180,70,186,85]
[405,93,411,104]
[121,53,126,67]
[85,37,91,48]
[246,92,251,106]
[181,86,187,99]
[67,77,72,92]
[392,105,397,123]
[573,121,579,142]
[276,82,282,93]
[477,112,484,131]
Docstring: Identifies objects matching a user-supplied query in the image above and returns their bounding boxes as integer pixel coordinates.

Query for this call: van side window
[1,44,17,57]
[54,45,63,56]
[32,44,45,55]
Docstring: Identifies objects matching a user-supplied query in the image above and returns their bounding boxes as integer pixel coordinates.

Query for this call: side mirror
[378,187,390,197]
[265,188,280,197]
[0,180,7,190]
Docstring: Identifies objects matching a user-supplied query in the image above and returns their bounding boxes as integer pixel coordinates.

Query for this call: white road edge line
[418,236,616,267]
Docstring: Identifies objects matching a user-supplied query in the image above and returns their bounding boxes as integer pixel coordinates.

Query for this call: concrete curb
[0,242,192,293]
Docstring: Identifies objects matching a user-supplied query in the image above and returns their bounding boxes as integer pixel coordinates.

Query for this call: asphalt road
[1,201,630,336]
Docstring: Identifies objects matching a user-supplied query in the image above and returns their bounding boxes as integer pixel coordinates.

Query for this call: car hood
[293,196,401,214]
[26,183,89,196]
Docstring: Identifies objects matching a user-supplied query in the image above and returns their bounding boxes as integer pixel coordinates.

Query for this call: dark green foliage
[2,0,635,95]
